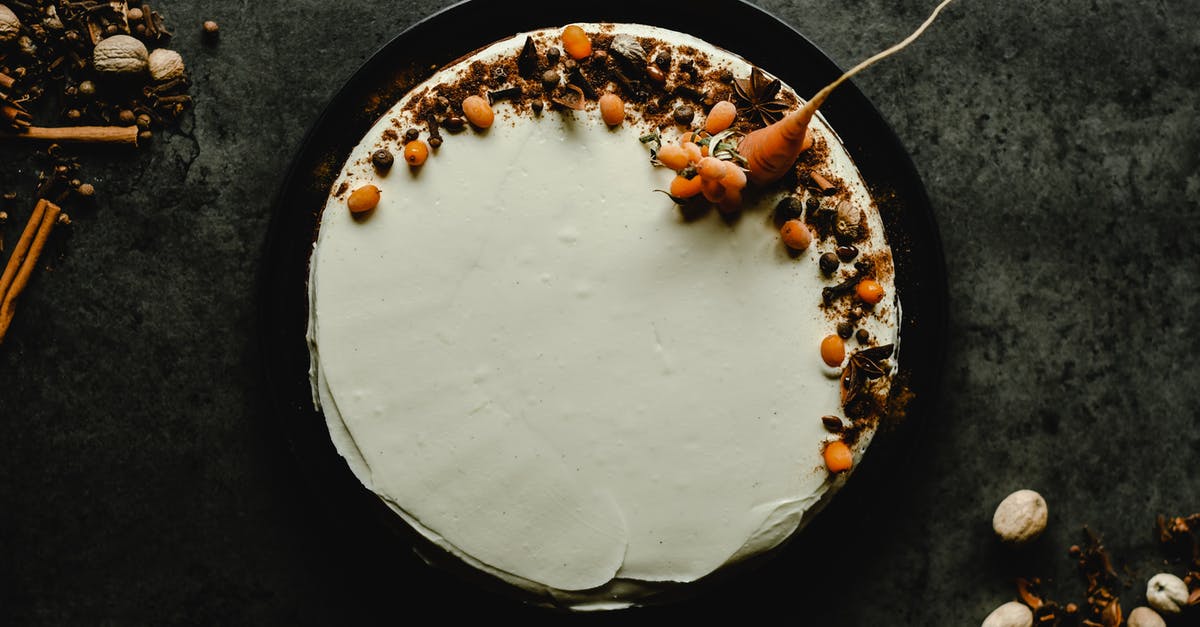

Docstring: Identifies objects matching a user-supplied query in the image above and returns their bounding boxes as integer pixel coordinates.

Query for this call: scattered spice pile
[0,0,205,344]
[983,491,1200,627]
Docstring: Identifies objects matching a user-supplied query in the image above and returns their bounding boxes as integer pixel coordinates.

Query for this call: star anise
[732,67,790,127]
[840,344,894,406]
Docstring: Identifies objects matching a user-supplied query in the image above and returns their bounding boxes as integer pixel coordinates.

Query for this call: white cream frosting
[307,24,899,609]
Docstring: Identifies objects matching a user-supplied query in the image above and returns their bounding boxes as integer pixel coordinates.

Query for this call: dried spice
[840,343,893,407]
[732,66,789,126]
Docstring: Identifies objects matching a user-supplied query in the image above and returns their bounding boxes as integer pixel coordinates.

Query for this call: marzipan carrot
[739,0,956,185]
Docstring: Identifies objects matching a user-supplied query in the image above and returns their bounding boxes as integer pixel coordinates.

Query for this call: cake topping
[403,140,428,166]
[732,67,788,127]
[461,95,494,128]
[561,25,592,60]
[856,278,885,304]
[346,184,380,214]
[822,440,853,473]
[820,334,846,367]
[703,100,737,134]
[598,93,625,126]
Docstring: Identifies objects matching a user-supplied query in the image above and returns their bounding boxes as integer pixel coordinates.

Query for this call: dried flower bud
[0,4,20,44]
[148,48,186,82]
[93,35,149,75]
[981,601,1033,627]
[992,489,1048,544]
[1127,607,1166,627]
[1146,573,1188,614]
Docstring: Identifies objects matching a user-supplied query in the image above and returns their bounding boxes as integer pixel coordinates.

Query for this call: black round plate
[260,0,947,618]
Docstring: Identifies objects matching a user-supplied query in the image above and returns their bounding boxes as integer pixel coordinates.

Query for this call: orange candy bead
[856,278,885,304]
[823,440,853,473]
[780,219,812,251]
[462,95,494,129]
[599,93,625,126]
[347,184,380,214]
[562,25,592,59]
[819,334,845,367]
[403,140,428,166]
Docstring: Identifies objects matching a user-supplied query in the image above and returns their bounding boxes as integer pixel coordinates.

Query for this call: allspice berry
[202,20,219,37]
[992,489,1048,544]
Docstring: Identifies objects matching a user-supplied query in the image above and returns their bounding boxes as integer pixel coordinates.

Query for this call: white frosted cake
[307,23,900,609]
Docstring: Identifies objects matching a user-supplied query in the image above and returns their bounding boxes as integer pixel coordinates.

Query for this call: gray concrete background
[1,0,1198,624]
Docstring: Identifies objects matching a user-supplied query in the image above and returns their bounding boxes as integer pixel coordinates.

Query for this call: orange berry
[599,93,625,126]
[819,334,845,367]
[462,95,494,129]
[705,100,737,134]
[823,440,853,473]
[720,162,747,192]
[403,140,428,166]
[347,184,380,214]
[856,279,885,304]
[697,157,727,181]
[679,131,697,144]
[780,219,812,251]
[561,25,592,59]
[669,174,703,198]
[717,189,742,213]
[701,177,726,203]
[682,141,702,163]
[657,144,689,170]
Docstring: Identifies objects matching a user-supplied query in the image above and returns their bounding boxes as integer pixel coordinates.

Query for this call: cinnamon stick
[0,72,14,90]
[808,171,838,196]
[0,199,61,345]
[1,125,138,145]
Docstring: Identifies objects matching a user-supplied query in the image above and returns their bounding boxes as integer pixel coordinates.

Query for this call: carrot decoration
[739,0,956,185]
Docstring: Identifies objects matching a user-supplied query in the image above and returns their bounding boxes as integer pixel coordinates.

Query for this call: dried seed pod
[148,48,186,82]
[1146,573,1189,614]
[608,34,647,68]
[1126,607,1166,627]
[992,489,1048,544]
[834,200,863,242]
[0,4,19,44]
[981,601,1033,627]
[93,35,149,75]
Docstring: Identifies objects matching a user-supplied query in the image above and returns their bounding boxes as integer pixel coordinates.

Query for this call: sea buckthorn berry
[669,174,703,199]
[679,131,697,144]
[823,440,853,473]
[461,95,494,129]
[347,185,380,214]
[681,142,702,164]
[720,161,746,192]
[717,190,742,214]
[856,278,885,304]
[700,177,726,203]
[561,25,592,59]
[780,219,812,251]
[403,140,429,166]
[697,157,726,181]
[657,144,689,171]
[599,93,625,126]
[819,334,845,367]
[704,100,737,134]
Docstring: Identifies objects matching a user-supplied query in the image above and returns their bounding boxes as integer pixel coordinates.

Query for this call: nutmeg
[148,48,185,82]
[992,489,1048,544]
[981,601,1033,627]
[0,4,21,44]
[834,199,862,242]
[93,35,149,75]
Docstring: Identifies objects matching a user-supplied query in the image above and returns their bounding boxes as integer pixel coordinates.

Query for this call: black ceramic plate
[260,0,947,618]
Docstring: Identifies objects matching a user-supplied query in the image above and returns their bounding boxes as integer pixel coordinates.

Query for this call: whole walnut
[981,601,1033,627]
[93,35,149,75]
[0,4,20,44]
[992,489,1048,544]
[148,48,185,82]
[1127,606,1166,627]
[1145,573,1189,614]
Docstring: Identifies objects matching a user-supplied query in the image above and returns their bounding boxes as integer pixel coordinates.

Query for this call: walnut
[1127,606,1167,627]
[0,4,20,44]
[1146,573,1189,614]
[92,35,149,75]
[148,48,185,82]
[981,601,1033,627]
[992,489,1048,544]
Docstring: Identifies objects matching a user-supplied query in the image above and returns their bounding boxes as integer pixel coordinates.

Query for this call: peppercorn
[77,183,95,197]
[653,51,671,69]
[836,245,858,262]
[541,69,560,85]
[138,130,153,143]
[104,24,118,36]
[429,136,442,148]
[371,149,394,171]
[530,100,543,113]
[819,252,839,276]
[837,321,853,339]
[403,128,419,143]
[128,7,144,20]
[0,211,7,224]
[718,68,733,82]
[78,80,95,95]
[118,109,135,125]
[545,47,561,64]
[202,20,219,39]
[672,104,694,126]
[855,329,870,344]
[136,114,152,129]
[437,96,450,110]
[65,109,82,122]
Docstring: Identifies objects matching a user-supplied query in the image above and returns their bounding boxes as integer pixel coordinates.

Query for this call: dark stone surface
[1,0,1198,624]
